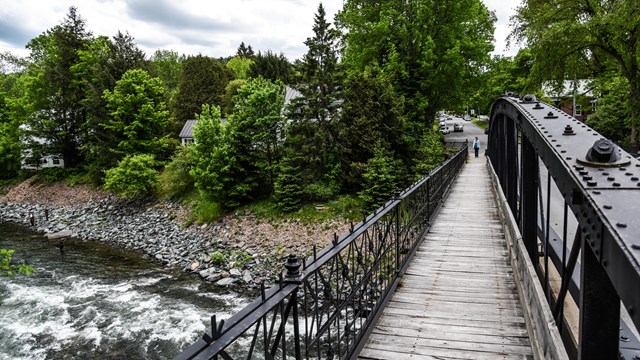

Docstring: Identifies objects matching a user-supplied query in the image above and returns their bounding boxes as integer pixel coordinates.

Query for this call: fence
[176,145,468,360]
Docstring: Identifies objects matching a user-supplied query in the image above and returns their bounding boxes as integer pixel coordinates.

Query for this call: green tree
[149,49,183,101]
[73,32,147,183]
[359,144,402,211]
[190,104,225,202]
[20,6,93,167]
[157,144,195,199]
[0,91,21,178]
[287,3,342,195]
[231,77,286,187]
[103,153,158,198]
[102,69,176,165]
[250,50,294,83]
[511,0,640,152]
[1,249,34,276]
[337,0,495,127]
[226,56,254,80]
[221,79,246,116]
[337,67,407,191]
[586,76,631,147]
[236,42,255,58]
[413,130,445,176]
[172,55,233,124]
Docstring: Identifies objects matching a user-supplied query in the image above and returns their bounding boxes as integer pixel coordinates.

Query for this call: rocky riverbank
[0,182,348,290]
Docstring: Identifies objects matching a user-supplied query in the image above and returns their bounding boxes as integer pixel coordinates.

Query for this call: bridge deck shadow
[358,155,534,359]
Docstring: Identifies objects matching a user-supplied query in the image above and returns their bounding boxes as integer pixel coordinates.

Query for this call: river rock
[242,270,253,283]
[190,261,200,271]
[46,229,73,239]
[216,277,237,286]
[229,268,242,277]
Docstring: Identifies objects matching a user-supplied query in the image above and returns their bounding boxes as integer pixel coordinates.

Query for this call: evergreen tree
[73,32,147,182]
[286,3,343,199]
[250,50,294,83]
[172,55,233,125]
[337,67,407,191]
[21,6,93,167]
[359,144,403,212]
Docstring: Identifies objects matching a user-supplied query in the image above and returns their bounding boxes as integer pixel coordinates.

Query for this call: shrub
[104,154,158,198]
[359,145,402,211]
[158,145,195,199]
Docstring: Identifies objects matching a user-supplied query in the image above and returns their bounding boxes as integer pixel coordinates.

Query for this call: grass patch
[472,118,488,129]
[242,194,364,223]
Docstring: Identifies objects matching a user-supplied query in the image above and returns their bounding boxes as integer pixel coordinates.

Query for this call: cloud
[124,0,241,32]
[0,18,37,48]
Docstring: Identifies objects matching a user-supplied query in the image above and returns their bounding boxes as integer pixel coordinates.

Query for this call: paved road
[443,116,487,152]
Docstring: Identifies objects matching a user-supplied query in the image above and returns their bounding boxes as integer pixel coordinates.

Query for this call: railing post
[578,241,620,359]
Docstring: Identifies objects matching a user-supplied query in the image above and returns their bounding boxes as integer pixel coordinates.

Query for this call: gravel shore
[0,180,347,290]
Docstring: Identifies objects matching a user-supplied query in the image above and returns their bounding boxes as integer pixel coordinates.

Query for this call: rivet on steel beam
[633,177,639,181]
[544,112,558,119]
[579,170,588,175]
[613,182,621,187]
[587,181,597,186]
[617,223,627,228]
[603,259,608,267]
[603,172,610,175]
[607,177,615,181]
[604,205,612,210]
[534,102,544,109]
[561,150,567,153]
[563,125,575,135]
[632,244,640,250]
[621,335,630,342]
[593,191,601,195]
[566,157,573,160]
[583,176,592,181]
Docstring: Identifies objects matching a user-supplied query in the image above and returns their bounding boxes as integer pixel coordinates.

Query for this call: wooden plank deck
[358,155,534,360]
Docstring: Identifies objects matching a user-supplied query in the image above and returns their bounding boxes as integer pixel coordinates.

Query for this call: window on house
[41,158,48,165]
[52,158,60,165]
[575,105,582,115]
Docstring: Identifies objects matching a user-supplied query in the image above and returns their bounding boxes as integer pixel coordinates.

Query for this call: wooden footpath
[358,155,534,359]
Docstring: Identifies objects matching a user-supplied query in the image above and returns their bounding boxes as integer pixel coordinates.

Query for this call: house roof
[179,118,228,138]
[285,86,302,106]
[542,80,595,98]
[179,86,301,139]
[179,119,198,138]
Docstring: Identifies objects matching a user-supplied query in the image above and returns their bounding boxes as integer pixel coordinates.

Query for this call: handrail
[487,94,640,359]
[175,144,468,360]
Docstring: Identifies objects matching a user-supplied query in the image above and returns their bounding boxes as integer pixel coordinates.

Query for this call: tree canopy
[511,0,640,151]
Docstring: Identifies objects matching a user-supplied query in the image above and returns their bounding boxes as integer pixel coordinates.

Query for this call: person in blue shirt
[472,137,481,157]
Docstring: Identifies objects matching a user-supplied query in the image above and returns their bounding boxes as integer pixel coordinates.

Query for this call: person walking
[472,137,481,158]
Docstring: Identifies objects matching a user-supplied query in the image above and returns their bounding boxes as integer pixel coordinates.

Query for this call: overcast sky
[0,0,522,61]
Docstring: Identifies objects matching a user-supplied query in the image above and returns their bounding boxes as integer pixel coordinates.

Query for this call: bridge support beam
[521,135,538,266]
[579,241,620,359]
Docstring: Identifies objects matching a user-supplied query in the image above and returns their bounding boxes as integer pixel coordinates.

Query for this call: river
[0,221,251,360]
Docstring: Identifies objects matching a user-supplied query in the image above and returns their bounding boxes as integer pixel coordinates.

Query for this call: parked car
[453,123,464,132]
[439,121,450,134]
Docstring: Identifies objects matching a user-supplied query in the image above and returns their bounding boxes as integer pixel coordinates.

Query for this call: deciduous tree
[511,0,640,151]
[337,0,495,127]
[102,69,175,165]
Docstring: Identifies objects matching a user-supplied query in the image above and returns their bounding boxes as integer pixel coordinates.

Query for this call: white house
[18,124,65,170]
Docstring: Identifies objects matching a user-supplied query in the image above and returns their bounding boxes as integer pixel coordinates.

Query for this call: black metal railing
[175,145,468,360]
[487,94,640,359]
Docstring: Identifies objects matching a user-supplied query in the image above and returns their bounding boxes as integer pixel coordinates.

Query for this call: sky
[0,0,522,62]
